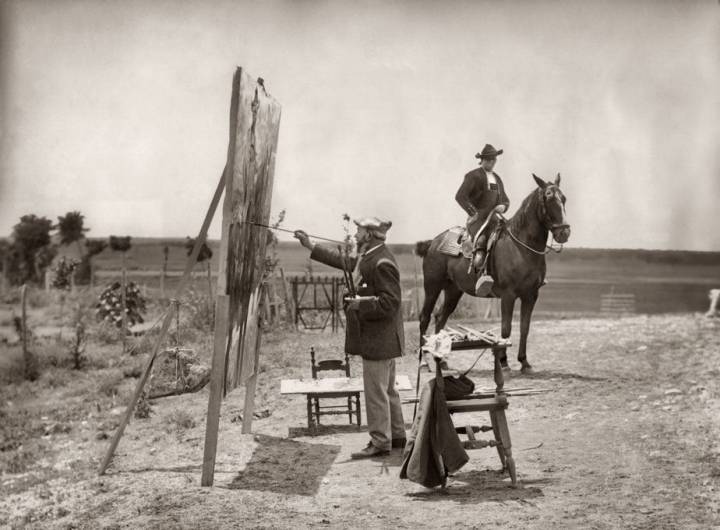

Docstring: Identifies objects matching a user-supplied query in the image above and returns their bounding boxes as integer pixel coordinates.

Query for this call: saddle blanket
[436,226,468,257]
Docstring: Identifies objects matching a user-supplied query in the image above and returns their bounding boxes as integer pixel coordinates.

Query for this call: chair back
[310,346,351,378]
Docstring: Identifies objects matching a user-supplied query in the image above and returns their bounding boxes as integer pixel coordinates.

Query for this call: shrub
[98,370,123,397]
[134,391,152,419]
[50,257,78,290]
[93,320,125,344]
[166,408,196,431]
[95,281,147,328]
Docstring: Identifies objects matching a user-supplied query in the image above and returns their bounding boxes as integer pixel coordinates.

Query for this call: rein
[497,211,565,256]
[504,226,563,255]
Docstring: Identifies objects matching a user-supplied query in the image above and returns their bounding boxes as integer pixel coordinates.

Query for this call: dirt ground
[1,311,719,529]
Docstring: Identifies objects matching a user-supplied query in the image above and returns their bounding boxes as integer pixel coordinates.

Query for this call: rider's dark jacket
[455,168,510,220]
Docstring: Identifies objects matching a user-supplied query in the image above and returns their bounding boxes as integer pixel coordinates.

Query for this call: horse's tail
[415,240,432,258]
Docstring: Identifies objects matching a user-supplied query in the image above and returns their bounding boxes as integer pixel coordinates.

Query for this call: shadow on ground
[405,469,548,505]
[288,424,363,438]
[228,434,340,496]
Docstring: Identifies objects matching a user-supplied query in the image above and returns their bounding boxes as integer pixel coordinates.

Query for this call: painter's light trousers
[362,358,406,450]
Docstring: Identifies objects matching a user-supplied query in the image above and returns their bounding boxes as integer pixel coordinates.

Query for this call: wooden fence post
[279,268,294,325]
[21,284,28,371]
[121,252,127,352]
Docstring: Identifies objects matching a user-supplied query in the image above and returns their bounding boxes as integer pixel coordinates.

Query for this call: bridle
[501,188,568,256]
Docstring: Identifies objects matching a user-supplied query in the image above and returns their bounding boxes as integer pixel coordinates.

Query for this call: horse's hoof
[520,365,534,374]
[501,364,511,373]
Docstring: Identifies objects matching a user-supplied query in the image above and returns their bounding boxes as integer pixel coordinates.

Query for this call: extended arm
[310,244,357,272]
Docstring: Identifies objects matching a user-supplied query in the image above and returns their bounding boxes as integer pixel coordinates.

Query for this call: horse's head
[532,173,571,244]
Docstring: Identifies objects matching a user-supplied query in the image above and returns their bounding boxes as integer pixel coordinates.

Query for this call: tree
[9,215,55,284]
[57,211,88,251]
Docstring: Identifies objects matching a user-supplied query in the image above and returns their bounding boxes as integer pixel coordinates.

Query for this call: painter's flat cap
[475,144,503,159]
[354,217,392,233]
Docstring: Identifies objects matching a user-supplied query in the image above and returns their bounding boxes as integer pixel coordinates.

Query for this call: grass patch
[165,408,196,431]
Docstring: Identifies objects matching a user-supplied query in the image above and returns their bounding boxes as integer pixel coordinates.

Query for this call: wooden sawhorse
[438,345,517,487]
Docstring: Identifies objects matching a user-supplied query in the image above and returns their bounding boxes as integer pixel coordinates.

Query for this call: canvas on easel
[201,67,281,486]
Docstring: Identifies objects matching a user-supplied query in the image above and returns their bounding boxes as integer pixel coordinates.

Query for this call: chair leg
[307,396,314,430]
[356,394,362,427]
[347,396,353,425]
[314,397,321,426]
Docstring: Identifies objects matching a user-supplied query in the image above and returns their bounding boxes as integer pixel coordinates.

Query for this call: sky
[1,0,718,250]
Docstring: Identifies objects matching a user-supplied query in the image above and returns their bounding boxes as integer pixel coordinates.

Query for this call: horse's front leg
[498,295,516,369]
[518,292,538,373]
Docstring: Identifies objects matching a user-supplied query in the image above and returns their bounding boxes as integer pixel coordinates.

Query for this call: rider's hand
[494,204,507,214]
[293,230,313,250]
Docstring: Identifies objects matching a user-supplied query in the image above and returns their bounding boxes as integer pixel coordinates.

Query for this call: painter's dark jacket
[310,244,404,360]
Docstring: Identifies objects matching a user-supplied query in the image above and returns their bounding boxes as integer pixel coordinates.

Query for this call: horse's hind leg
[498,295,516,369]
[518,293,538,373]
[419,281,443,340]
[434,284,463,333]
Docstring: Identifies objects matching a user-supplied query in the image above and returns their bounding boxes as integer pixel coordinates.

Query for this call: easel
[98,67,281,489]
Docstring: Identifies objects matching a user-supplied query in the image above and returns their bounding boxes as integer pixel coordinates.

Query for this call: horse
[416,173,571,373]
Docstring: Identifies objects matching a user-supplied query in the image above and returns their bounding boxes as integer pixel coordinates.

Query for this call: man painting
[294,217,406,458]
[455,143,510,295]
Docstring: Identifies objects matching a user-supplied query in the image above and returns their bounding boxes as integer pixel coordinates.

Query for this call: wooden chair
[307,347,362,430]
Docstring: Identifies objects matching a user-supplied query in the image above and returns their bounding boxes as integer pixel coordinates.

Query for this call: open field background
[88,239,720,316]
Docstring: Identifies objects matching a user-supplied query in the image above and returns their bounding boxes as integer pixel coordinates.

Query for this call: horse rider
[454,143,509,295]
[294,217,406,459]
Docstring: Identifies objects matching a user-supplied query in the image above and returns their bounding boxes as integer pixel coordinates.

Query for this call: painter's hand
[345,297,361,311]
[293,230,312,250]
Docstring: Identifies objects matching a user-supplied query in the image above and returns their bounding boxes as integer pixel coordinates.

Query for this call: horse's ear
[532,173,546,189]
[555,173,561,186]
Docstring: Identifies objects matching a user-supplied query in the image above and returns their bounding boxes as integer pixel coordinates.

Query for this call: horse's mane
[507,188,542,233]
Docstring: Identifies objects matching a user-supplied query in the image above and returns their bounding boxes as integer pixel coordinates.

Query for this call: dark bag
[442,374,475,401]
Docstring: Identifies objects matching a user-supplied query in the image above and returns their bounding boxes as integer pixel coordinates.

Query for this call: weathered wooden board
[280,375,413,395]
[220,68,281,393]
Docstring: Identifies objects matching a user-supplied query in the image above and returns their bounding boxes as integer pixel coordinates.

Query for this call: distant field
[87,238,720,315]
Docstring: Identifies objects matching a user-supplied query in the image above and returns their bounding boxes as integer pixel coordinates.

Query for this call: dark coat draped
[310,243,404,360]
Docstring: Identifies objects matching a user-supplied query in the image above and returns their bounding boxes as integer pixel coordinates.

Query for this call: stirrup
[475,274,494,296]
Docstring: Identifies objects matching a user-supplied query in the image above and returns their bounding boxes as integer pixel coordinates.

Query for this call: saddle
[436,225,501,265]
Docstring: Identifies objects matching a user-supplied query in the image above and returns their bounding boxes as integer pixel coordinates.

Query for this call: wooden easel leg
[241,316,264,435]
[241,373,258,435]
[494,409,517,488]
[201,295,230,486]
[98,305,177,475]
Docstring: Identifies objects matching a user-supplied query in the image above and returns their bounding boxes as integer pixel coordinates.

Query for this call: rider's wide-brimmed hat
[475,144,503,159]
